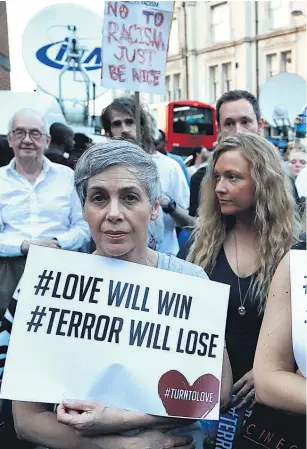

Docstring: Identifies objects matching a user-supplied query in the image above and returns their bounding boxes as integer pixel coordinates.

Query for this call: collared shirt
[0,157,90,257]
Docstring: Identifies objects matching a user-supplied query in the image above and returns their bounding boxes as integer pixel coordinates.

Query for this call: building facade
[98,0,306,136]
[163,0,306,105]
[0,1,11,90]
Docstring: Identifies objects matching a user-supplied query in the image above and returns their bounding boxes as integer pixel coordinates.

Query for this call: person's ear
[258,117,264,132]
[82,203,88,222]
[7,132,13,148]
[150,200,160,221]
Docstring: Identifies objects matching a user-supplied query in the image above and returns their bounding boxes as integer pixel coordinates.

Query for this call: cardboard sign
[1,246,229,420]
[290,250,307,377]
[101,1,174,94]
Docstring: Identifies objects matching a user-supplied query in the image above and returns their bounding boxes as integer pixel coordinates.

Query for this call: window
[266,53,278,78]
[281,50,292,72]
[209,65,219,103]
[211,3,230,43]
[222,62,232,92]
[268,0,289,29]
[172,105,214,136]
[173,74,181,100]
[165,76,171,101]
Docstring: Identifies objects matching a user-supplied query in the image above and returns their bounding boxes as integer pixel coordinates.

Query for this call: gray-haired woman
[12,139,232,449]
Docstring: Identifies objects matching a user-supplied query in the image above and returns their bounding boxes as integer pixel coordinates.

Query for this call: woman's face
[83,165,159,261]
[288,151,306,178]
[214,149,255,217]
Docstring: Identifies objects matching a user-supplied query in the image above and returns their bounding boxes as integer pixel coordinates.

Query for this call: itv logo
[36,38,102,71]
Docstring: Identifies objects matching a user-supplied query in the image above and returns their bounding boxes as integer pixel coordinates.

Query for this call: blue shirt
[0,157,90,257]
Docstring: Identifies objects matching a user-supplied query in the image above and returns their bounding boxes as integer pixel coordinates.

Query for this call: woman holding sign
[251,249,306,447]
[186,133,301,444]
[9,140,232,449]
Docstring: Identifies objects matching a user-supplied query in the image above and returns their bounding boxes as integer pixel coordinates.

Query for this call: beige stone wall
[160,0,306,106]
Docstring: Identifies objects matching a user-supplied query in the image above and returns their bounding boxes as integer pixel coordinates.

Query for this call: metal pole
[135,91,141,145]
[183,1,189,99]
[255,2,259,98]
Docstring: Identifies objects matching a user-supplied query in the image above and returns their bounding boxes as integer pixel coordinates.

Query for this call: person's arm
[160,194,195,228]
[20,239,61,254]
[13,402,193,449]
[254,253,306,414]
[13,401,102,449]
[54,187,90,251]
[0,296,17,383]
[57,400,190,436]
[167,203,195,228]
[220,348,233,412]
[0,206,25,256]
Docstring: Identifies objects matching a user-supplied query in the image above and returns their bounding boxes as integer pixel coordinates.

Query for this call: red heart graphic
[158,370,219,419]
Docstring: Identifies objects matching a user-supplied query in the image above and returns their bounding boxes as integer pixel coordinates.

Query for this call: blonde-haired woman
[188,132,299,412]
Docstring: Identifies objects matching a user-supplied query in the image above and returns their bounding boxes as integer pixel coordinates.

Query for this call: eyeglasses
[11,129,47,141]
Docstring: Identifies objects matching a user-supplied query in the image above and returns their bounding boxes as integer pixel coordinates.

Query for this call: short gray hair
[8,108,50,134]
[74,139,161,207]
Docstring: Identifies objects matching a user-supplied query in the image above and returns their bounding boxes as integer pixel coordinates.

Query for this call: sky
[6,0,105,91]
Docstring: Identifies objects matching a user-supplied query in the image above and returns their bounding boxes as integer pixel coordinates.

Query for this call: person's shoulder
[155,151,180,169]
[49,160,74,176]
[190,166,207,185]
[169,153,185,166]
[0,165,7,176]
[158,253,208,279]
[291,236,306,250]
[0,163,11,176]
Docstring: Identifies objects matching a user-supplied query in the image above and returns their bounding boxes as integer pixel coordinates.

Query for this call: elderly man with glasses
[0,108,90,320]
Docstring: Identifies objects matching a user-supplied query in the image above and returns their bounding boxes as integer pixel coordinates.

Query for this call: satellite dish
[259,72,307,128]
[22,3,106,101]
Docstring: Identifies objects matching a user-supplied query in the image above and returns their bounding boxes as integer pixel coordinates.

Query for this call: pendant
[238,305,246,316]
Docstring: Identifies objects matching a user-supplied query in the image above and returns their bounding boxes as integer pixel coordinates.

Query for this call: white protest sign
[101,1,174,94]
[1,246,229,420]
[290,250,307,378]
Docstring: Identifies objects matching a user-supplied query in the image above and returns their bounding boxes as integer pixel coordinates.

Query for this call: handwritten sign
[1,246,229,420]
[101,1,174,94]
[290,250,307,377]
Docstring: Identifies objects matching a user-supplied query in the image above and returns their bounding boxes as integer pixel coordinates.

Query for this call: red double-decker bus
[150,100,217,156]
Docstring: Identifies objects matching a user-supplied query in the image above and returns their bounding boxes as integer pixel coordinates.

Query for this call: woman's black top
[210,246,263,382]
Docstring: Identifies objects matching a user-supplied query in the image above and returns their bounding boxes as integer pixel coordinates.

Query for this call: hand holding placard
[1,246,229,420]
[101,1,174,94]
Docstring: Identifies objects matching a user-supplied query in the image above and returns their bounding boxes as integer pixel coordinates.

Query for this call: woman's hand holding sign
[57,399,187,436]
[231,369,256,409]
[57,400,195,449]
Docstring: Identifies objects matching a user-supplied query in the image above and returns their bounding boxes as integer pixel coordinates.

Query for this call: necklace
[234,232,253,317]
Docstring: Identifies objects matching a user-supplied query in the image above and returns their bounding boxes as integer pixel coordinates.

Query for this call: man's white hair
[8,108,50,135]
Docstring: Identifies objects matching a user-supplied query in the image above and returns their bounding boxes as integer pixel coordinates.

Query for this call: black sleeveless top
[209,246,263,382]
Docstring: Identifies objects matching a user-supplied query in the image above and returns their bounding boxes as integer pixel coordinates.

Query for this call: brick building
[0,1,11,90]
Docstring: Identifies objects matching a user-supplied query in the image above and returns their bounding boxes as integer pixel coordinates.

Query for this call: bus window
[173,105,214,135]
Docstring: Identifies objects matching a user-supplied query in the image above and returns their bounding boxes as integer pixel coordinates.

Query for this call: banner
[290,249,306,377]
[101,1,174,94]
[1,246,229,420]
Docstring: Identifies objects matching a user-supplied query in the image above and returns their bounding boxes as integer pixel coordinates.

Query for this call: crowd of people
[0,88,306,449]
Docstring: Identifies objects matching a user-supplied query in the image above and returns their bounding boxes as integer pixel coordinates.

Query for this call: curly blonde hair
[188,133,300,313]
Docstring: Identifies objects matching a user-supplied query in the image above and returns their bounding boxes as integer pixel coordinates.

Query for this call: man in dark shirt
[189,90,264,216]
[45,122,75,168]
